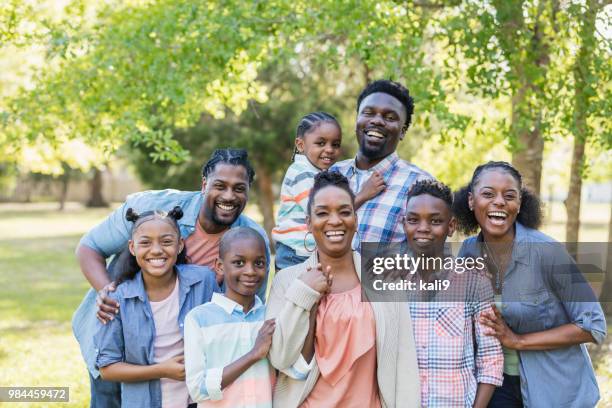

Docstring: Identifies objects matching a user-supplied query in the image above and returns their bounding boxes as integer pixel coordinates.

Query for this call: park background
[0,0,611,406]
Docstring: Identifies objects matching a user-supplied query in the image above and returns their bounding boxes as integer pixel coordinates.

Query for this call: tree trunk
[511,125,544,195]
[87,168,108,208]
[564,0,598,244]
[254,164,276,246]
[58,171,70,211]
[601,204,612,315]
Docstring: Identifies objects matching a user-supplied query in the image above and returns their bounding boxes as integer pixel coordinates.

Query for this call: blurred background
[0,0,610,406]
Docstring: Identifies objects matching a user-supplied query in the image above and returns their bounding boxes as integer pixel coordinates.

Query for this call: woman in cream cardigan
[266,171,420,408]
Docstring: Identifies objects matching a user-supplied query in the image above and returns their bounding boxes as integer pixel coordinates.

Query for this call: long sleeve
[184,312,222,402]
[472,273,504,385]
[265,271,320,371]
[94,296,125,369]
[545,243,607,344]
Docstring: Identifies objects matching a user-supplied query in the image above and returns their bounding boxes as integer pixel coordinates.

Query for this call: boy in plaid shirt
[402,180,503,408]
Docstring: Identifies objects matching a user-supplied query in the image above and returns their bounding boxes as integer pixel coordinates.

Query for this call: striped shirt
[184,293,274,408]
[272,155,319,256]
[408,267,503,407]
[331,152,431,244]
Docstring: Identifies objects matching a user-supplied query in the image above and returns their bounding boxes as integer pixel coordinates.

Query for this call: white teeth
[325,231,345,236]
[148,258,166,266]
[367,130,384,139]
[217,203,235,211]
[415,238,431,242]
[488,211,507,218]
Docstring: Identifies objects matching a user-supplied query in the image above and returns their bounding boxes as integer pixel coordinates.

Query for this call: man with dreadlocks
[72,148,270,408]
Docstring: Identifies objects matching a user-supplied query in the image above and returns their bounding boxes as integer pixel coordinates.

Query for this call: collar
[294,153,322,173]
[120,265,209,300]
[211,292,263,315]
[345,152,399,180]
[180,192,204,228]
[121,271,148,301]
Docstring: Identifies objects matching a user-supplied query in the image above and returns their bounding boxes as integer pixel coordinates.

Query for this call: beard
[360,141,386,160]
[203,204,240,227]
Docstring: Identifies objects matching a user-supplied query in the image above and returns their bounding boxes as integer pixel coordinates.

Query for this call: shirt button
[179,323,184,327]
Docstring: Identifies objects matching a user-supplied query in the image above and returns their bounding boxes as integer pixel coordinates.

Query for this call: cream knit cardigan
[265,251,420,408]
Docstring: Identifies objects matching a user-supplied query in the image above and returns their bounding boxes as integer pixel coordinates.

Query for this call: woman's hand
[96,281,119,324]
[480,305,523,350]
[250,319,276,360]
[158,355,186,381]
[300,263,333,294]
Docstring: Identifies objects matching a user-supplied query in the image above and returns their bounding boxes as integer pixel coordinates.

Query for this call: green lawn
[0,201,610,407]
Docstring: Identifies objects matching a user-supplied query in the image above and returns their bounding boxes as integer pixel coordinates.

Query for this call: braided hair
[292,112,340,161]
[452,161,542,235]
[115,206,187,284]
[202,148,255,185]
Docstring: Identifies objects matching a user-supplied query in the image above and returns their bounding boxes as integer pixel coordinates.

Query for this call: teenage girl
[94,206,219,408]
[272,111,385,270]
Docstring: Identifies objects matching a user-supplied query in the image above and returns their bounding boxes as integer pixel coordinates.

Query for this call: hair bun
[125,208,140,222]
[168,206,184,221]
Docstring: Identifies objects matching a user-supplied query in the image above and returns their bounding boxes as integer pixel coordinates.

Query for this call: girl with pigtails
[94,206,220,408]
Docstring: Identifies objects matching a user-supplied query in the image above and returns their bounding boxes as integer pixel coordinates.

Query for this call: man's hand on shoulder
[96,282,119,324]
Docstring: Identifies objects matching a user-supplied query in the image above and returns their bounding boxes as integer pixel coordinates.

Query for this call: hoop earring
[352,229,362,252]
[303,232,316,253]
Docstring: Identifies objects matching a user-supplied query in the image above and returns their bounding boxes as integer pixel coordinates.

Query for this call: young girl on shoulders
[184,226,276,407]
[272,112,385,270]
[94,206,220,408]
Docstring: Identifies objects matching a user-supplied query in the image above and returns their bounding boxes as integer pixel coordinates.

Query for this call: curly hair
[356,79,415,128]
[406,179,453,209]
[452,161,543,235]
[201,148,255,185]
[306,171,356,216]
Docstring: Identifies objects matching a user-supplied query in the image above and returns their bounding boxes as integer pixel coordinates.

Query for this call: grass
[0,201,610,407]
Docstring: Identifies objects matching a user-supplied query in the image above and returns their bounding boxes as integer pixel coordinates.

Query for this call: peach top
[301,284,381,408]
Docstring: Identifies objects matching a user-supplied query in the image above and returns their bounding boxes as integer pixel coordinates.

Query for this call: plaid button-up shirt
[332,152,432,244]
[408,267,504,407]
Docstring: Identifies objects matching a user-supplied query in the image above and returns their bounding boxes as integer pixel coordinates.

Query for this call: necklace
[483,240,513,294]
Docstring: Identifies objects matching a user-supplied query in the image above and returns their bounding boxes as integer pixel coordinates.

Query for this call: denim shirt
[73,189,271,377]
[459,223,607,408]
[93,264,220,408]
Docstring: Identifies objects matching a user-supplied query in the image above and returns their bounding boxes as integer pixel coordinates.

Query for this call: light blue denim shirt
[93,264,220,408]
[459,222,606,408]
[73,189,271,377]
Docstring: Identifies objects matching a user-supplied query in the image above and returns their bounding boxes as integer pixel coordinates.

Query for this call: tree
[563,1,611,242]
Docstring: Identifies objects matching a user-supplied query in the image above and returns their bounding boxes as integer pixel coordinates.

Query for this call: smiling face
[468,169,521,243]
[355,92,407,165]
[404,194,455,258]
[216,236,267,303]
[129,218,184,279]
[295,121,342,170]
[201,163,249,229]
[307,185,357,258]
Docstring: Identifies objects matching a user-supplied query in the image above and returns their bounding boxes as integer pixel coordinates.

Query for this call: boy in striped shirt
[184,227,275,407]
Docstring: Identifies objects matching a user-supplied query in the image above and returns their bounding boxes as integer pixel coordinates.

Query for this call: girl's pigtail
[125,208,139,222]
[168,206,184,221]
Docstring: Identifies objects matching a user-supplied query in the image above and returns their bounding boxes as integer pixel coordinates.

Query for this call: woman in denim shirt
[454,161,606,408]
[94,207,220,408]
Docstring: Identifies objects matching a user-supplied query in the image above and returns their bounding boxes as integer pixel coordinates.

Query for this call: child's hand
[250,319,276,360]
[159,355,185,381]
[360,172,385,201]
[300,263,333,295]
[96,281,119,324]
